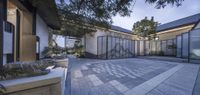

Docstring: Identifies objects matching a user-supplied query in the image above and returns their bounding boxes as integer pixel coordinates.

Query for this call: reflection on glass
[190,29,200,60]
[176,36,182,57]
[182,33,189,58]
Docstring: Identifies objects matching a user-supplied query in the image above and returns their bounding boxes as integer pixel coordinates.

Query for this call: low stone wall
[0,68,67,95]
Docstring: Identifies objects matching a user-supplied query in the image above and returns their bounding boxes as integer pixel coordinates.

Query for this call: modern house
[82,13,200,60]
[156,13,200,40]
[189,20,200,61]
[153,13,200,58]
[83,25,137,58]
[0,0,60,66]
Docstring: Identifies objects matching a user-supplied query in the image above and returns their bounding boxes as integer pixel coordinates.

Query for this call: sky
[112,0,200,30]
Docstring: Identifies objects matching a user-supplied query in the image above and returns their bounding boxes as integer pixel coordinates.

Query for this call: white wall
[85,29,107,55]
[84,29,133,55]
[65,38,76,48]
[3,31,13,64]
[36,14,49,58]
[52,35,77,48]
[53,35,65,48]
[3,8,16,64]
[3,32,13,54]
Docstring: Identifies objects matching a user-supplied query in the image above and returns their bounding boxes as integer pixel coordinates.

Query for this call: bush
[159,51,164,56]
[0,60,55,81]
[0,84,6,94]
[42,46,65,58]
[42,47,53,58]
[73,40,84,57]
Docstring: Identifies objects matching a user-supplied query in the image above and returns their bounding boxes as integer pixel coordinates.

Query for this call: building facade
[0,0,60,65]
[156,13,200,40]
[82,13,200,60]
[83,25,137,58]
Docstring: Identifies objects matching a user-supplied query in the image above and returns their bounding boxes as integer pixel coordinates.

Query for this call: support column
[106,36,108,59]
[32,8,36,35]
[0,0,7,68]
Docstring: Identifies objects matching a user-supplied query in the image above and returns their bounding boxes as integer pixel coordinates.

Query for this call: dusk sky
[58,0,200,30]
[112,0,200,30]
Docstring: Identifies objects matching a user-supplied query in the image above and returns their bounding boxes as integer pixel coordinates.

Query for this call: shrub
[42,46,65,58]
[0,60,55,81]
[0,84,6,94]
[159,51,164,56]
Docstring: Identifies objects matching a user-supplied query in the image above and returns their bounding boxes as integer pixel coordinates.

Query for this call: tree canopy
[132,17,158,40]
[56,0,184,38]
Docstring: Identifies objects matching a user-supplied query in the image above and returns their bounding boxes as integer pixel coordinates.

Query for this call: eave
[28,0,61,30]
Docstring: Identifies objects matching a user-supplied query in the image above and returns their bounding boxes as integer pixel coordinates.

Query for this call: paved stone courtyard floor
[65,58,200,95]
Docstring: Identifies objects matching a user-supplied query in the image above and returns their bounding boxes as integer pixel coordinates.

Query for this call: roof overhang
[109,29,133,36]
[157,23,196,32]
[11,0,61,30]
[157,24,194,35]
[28,0,61,30]
[95,26,133,36]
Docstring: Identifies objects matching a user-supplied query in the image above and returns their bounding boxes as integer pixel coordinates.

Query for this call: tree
[132,17,158,40]
[145,0,183,9]
[57,0,184,38]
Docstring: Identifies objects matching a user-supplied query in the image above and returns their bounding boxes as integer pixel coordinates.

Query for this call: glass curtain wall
[139,41,144,56]
[182,33,189,58]
[97,36,135,59]
[156,41,161,55]
[176,35,182,57]
[190,29,200,60]
[145,41,150,55]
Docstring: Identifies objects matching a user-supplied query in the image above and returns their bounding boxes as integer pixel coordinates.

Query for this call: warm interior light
[155,37,159,40]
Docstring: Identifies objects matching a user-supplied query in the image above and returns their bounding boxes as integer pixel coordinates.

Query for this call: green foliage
[57,0,183,38]
[58,0,135,24]
[0,60,55,81]
[0,84,6,94]
[52,46,64,55]
[42,47,54,58]
[73,40,84,57]
[42,46,65,58]
[132,17,158,40]
[57,1,113,38]
[145,0,184,9]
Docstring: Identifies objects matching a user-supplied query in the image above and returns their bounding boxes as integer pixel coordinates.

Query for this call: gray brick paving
[147,64,199,95]
[193,68,200,95]
[65,58,200,95]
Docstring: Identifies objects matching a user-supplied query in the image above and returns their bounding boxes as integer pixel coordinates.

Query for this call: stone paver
[147,64,199,95]
[65,58,200,95]
[125,64,184,95]
[74,70,83,78]
[88,74,104,86]
[193,68,200,95]
[109,80,129,93]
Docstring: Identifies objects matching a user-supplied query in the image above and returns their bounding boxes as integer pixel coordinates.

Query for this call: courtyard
[66,58,200,95]
[1,0,200,95]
